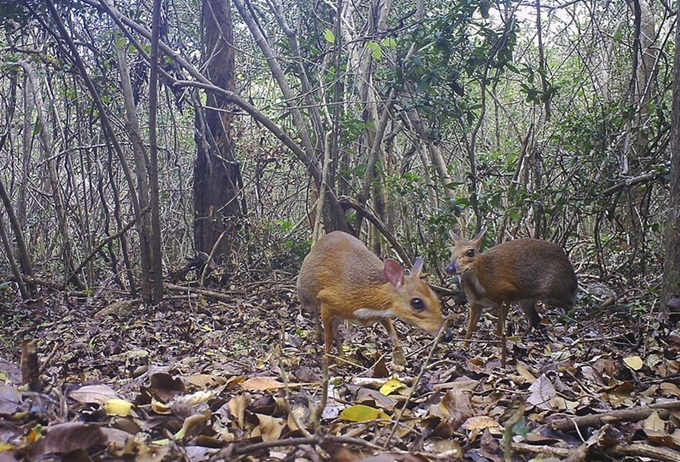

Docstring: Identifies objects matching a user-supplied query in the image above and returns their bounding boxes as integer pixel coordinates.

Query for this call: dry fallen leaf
[228,393,250,429]
[241,376,286,391]
[379,378,406,396]
[462,416,502,433]
[104,398,133,417]
[339,404,390,422]
[253,413,286,442]
[623,355,644,371]
[69,384,118,405]
[527,374,556,411]
[0,384,22,415]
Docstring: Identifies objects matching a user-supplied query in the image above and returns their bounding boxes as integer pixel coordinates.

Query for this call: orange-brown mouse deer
[447,228,577,350]
[298,231,452,365]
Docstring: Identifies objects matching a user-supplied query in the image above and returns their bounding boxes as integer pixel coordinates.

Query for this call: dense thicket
[0,0,675,308]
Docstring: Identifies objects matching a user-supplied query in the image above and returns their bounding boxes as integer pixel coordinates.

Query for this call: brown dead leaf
[462,416,501,433]
[643,410,666,433]
[69,384,118,405]
[527,374,556,411]
[479,427,504,462]
[356,387,398,410]
[0,384,22,415]
[606,381,636,407]
[428,389,473,433]
[372,355,390,378]
[184,374,227,388]
[0,358,22,385]
[359,454,428,462]
[293,366,320,383]
[286,403,307,432]
[241,376,285,391]
[28,422,107,460]
[177,413,210,440]
[660,382,680,398]
[253,413,285,442]
[109,432,170,462]
[319,441,369,462]
[142,372,186,403]
[515,361,537,384]
[228,393,250,429]
[435,376,480,392]
[422,438,463,458]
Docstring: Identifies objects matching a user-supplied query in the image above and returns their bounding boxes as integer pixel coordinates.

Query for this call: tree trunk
[662,2,680,312]
[194,0,246,265]
[116,34,159,303]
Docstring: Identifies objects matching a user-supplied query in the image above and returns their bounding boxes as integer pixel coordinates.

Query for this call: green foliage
[323,29,335,44]
[387,0,518,136]
[385,171,459,280]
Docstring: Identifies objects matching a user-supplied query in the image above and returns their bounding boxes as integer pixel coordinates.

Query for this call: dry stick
[308,137,331,430]
[40,341,61,375]
[309,351,330,433]
[277,324,314,439]
[385,321,451,446]
[200,228,229,286]
[224,434,385,457]
[165,283,244,301]
[502,398,526,462]
[550,400,680,431]
[512,442,571,459]
[609,442,680,462]
[312,131,332,241]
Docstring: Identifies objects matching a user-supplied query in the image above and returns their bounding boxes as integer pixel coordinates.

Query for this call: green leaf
[323,29,336,44]
[367,42,382,60]
[339,404,390,422]
[381,37,397,48]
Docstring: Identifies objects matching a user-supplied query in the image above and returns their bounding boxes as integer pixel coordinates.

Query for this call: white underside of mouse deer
[353,308,397,322]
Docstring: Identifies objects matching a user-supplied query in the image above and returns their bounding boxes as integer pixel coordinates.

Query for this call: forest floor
[1,274,679,462]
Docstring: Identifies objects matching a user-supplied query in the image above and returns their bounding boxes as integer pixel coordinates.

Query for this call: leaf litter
[0,280,679,461]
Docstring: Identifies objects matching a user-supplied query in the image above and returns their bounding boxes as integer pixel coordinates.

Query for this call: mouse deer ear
[449,230,462,243]
[383,259,405,288]
[472,227,487,245]
[411,257,424,277]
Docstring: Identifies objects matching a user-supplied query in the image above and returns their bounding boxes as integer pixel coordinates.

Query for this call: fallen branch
[609,442,680,462]
[165,282,244,301]
[549,401,680,431]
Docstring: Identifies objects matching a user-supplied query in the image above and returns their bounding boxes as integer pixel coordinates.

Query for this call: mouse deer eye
[411,298,425,311]
[465,249,476,258]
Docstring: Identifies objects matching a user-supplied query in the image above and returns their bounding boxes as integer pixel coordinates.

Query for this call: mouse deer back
[447,228,577,343]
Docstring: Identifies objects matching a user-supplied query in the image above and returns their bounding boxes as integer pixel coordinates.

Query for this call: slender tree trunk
[193,0,246,264]
[662,2,680,311]
[116,34,160,303]
[46,0,152,300]
[147,0,165,301]
[535,0,550,121]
